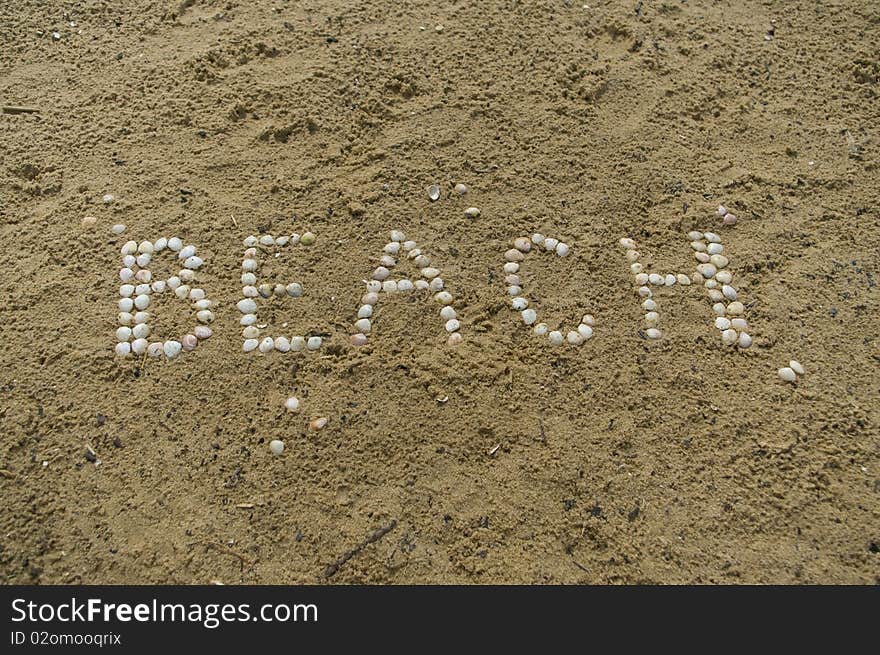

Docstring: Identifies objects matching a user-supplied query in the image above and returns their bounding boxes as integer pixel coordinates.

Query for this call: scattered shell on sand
[427,185,441,201]
[269,440,285,455]
[454,183,468,196]
[285,397,300,412]
[464,207,480,218]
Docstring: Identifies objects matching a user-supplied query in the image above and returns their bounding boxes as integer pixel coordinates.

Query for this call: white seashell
[355,318,372,333]
[738,332,752,348]
[284,397,300,412]
[116,326,132,342]
[398,279,414,291]
[721,329,737,345]
[242,259,258,272]
[581,314,594,326]
[259,234,274,246]
[390,230,406,242]
[351,333,368,346]
[710,254,729,269]
[119,268,135,282]
[309,417,329,430]
[242,326,260,339]
[715,270,732,284]
[174,285,190,299]
[115,342,131,357]
[402,240,417,251]
[132,323,150,339]
[645,328,662,340]
[440,306,457,320]
[241,285,257,298]
[194,326,212,339]
[384,242,401,255]
[435,291,453,305]
[708,289,724,302]
[372,266,390,281]
[626,250,640,262]
[567,331,584,345]
[722,285,737,300]
[181,334,198,351]
[286,283,303,297]
[638,286,652,298]
[543,238,559,252]
[548,331,563,345]
[413,254,431,268]
[358,305,373,319]
[507,285,522,296]
[237,299,257,314]
[111,224,126,235]
[380,255,396,268]
[274,336,291,352]
[240,314,257,326]
[712,302,726,316]
[180,270,195,283]
[707,243,724,255]
[135,283,151,296]
[365,280,381,293]
[429,277,444,291]
[641,299,656,311]
[382,280,398,293]
[505,274,521,286]
[454,183,468,195]
[687,231,703,240]
[138,241,154,255]
[730,318,747,330]
[503,261,518,273]
[122,254,136,268]
[691,241,707,252]
[134,269,151,283]
[362,292,379,306]
[677,274,691,286]
[578,324,593,340]
[635,273,649,286]
[147,342,164,357]
[134,294,150,310]
[697,263,717,278]
[630,263,643,274]
[726,301,744,316]
[556,242,570,257]
[531,233,545,245]
[136,253,151,268]
[415,280,429,290]
[188,288,205,301]
[619,238,636,250]
[243,339,259,352]
[695,252,710,263]
[716,206,727,217]
[704,232,721,243]
[167,237,183,251]
[505,249,525,262]
[121,240,138,255]
[514,237,532,252]
[289,233,302,245]
[445,319,460,332]
[163,340,182,358]
[511,297,528,310]
[648,273,663,286]
[421,267,440,279]
[705,279,718,289]
[177,245,195,260]
[522,309,537,325]
[463,207,480,218]
[166,276,181,289]
[131,338,147,355]
[273,283,286,297]
[644,312,660,326]
[120,284,135,297]
[118,311,133,325]
[258,337,274,353]
[714,316,731,330]
[270,440,285,455]
[306,336,322,350]
[118,298,134,312]
[184,256,203,269]
[242,236,257,247]
[665,274,677,286]
[154,237,167,251]
[789,360,805,375]
[197,310,214,323]
[778,367,797,382]
[534,323,548,336]
[291,336,306,351]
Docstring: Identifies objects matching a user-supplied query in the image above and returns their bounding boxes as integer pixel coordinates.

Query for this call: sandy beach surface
[1,0,878,583]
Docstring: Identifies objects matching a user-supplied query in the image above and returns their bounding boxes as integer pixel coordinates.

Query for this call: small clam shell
[163,340,182,358]
[789,360,805,375]
[309,417,328,430]
[351,333,368,346]
[306,336,322,350]
[522,309,537,325]
[778,367,797,382]
[285,397,300,412]
[445,319,460,332]
[258,337,274,353]
[181,334,198,351]
[194,325,213,339]
[463,207,480,218]
[269,440,285,455]
[514,237,531,253]
[243,339,259,352]
[355,318,372,334]
[274,336,291,352]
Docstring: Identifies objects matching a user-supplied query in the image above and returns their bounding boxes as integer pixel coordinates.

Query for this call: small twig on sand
[323,519,397,578]
[192,540,254,567]
[2,106,40,115]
